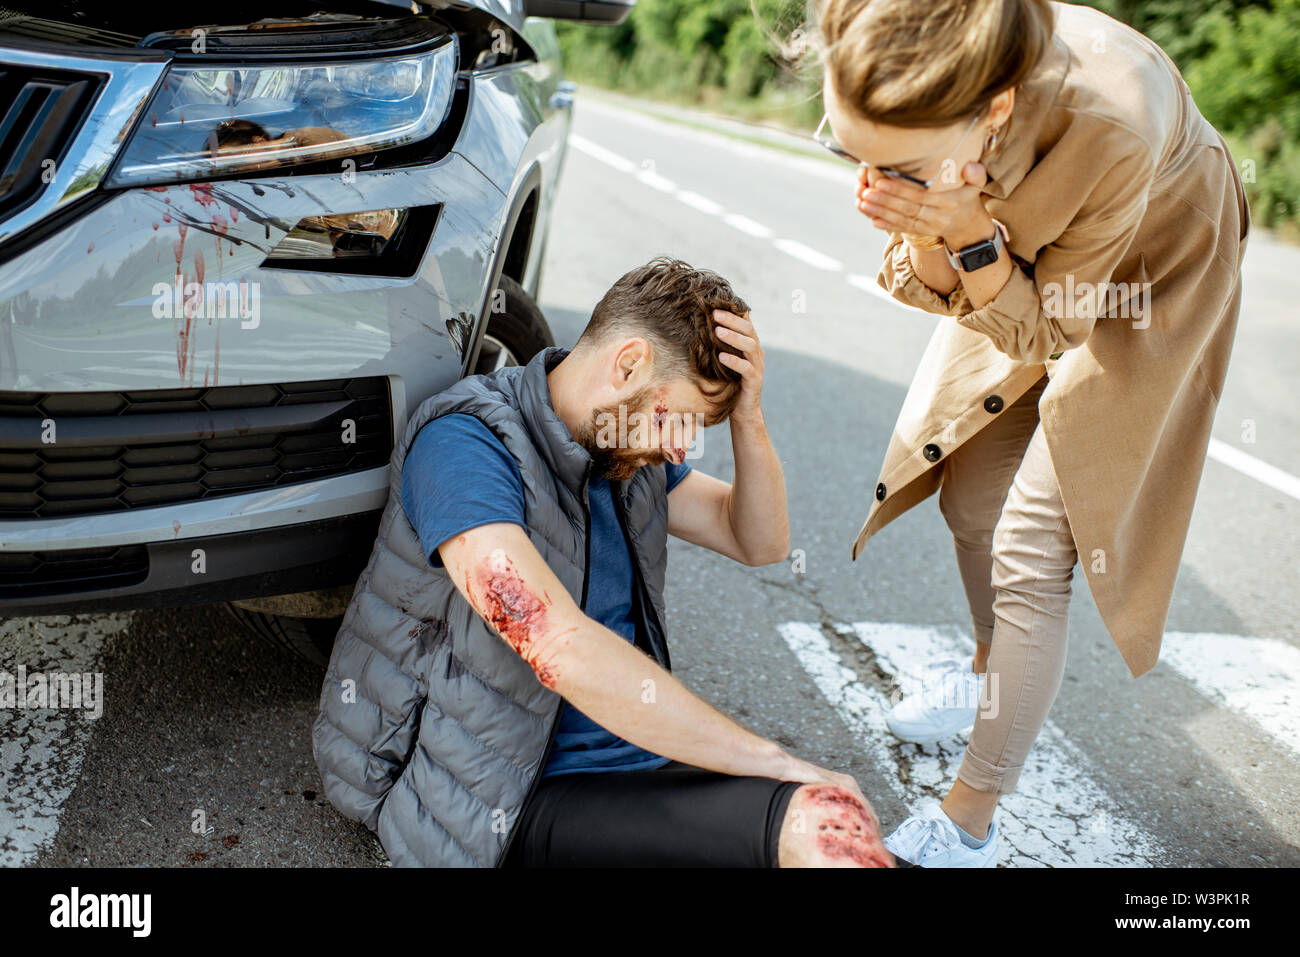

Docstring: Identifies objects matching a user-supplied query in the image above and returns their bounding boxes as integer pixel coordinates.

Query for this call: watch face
[960,241,1000,271]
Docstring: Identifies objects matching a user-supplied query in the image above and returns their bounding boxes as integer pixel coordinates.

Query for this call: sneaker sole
[885,717,975,746]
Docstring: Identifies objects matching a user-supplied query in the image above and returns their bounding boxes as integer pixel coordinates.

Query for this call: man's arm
[436,521,857,793]
[665,308,790,566]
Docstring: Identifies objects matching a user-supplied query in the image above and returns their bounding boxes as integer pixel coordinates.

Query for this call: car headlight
[106,38,456,187]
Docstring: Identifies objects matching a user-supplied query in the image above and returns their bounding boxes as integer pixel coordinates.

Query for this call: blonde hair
[790,0,1056,127]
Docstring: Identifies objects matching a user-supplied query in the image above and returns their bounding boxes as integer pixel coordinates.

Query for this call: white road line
[569,132,888,286]
[568,133,637,173]
[1160,632,1300,759]
[846,272,914,309]
[1207,438,1300,502]
[674,190,724,216]
[720,213,772,239]
[779,619,1166,866]
[772,239,842,272]
[0,613,134,867]
[635,168,677,193]
[575,94,854,185]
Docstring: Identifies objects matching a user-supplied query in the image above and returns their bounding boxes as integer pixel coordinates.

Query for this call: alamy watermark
[1,666,103,718]
[890,660,999,720]
[1042,274,1152,329]
[593,405,706,460]
[151,273,261,329]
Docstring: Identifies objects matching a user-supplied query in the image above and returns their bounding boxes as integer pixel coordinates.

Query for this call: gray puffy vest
[312,345,672,866]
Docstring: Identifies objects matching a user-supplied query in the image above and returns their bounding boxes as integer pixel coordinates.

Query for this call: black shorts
[502,760,803,867]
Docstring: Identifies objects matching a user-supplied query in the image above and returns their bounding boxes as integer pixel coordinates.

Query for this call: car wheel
[224,602,342,669]
[473,274,554,373]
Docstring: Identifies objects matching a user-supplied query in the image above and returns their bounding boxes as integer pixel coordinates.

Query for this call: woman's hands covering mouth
[855,161,998,250]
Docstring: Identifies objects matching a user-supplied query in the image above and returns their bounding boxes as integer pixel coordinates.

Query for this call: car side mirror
[524,0,635,24]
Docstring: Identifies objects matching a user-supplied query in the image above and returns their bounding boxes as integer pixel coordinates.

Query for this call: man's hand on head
[664,306,789,567]
[712,308,765,424]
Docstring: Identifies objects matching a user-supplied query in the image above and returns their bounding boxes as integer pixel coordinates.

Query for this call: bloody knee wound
[803,785,893,868]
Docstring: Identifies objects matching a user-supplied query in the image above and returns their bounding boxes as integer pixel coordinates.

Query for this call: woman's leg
[941,422,1077,839]
[938,376,1047,670]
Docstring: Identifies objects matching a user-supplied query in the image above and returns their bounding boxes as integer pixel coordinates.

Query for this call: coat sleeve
[947,137,1158,364]
[876,230,975,316]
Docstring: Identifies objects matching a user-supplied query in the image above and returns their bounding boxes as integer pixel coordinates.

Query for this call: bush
[1181,0,1300,140]
[1086,0,1300,237]
[555,0,814,113]
[1222,123,1300,239]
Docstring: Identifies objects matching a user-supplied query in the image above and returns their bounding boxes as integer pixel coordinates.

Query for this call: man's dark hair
[576,256,749,426]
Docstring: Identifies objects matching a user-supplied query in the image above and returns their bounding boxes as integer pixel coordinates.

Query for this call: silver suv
[0,0,631,664]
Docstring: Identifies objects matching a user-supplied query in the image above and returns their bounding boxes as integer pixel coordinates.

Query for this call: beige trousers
[937,374,1077,795]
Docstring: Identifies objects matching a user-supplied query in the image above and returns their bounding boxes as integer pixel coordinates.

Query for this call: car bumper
[0,509,382,615]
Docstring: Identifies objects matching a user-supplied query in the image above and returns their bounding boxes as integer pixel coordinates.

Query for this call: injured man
[313,255,895,868]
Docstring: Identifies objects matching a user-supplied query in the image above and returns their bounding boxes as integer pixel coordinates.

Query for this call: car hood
[370,0,527,37]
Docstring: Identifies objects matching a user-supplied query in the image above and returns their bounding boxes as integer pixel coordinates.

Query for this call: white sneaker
[884,801,1000,867]
[885,656,983,745]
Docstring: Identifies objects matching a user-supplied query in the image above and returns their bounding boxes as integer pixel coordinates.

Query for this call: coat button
[923,444,942,462]
[984,394,1004,413]
[875,482,886,501]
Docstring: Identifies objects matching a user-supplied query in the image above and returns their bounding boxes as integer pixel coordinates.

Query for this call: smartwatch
[944,219,1010,272]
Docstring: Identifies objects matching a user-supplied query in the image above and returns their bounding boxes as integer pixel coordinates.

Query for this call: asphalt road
[5,86,1298,868]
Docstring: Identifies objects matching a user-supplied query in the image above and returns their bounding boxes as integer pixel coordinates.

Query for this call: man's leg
[503,762,891,867]
[776,783,897,867]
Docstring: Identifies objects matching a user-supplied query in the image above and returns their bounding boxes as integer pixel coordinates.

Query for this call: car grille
[0,543,148,597]
[0,63,99,221]
[0,377,392,518]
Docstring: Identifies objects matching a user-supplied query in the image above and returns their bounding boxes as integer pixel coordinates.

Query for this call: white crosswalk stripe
[1160,632,1300,759]
[0,614,133,867]
[778,619,1168,866]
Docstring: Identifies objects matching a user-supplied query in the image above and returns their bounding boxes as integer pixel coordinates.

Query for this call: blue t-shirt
[401,412,692,777]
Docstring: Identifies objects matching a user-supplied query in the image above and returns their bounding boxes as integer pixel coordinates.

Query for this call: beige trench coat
[850,1,1250,678]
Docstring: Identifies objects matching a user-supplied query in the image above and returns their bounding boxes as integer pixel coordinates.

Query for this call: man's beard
[574,385,667,482]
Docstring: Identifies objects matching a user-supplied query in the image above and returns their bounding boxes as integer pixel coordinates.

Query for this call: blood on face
[652,396,668,432]
[650,387,693,463]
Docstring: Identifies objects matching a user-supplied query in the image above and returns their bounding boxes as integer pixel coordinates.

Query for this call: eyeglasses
[813,110,983,188]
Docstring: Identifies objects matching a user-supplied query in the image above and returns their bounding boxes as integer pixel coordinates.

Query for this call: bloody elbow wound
[472,549,564,689]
